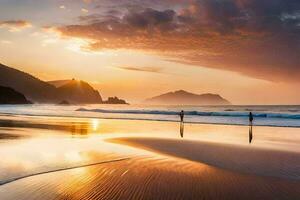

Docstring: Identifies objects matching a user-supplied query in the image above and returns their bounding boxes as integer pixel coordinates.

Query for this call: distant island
[145,90,230,105]
[0,63,128,104]
[0,86,31,104]
[103,97,128,104]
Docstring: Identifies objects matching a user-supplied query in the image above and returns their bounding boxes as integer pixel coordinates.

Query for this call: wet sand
[110,137,300,180]
[0,115,300,199]
[0,132,23,140]
[1,152,300,200]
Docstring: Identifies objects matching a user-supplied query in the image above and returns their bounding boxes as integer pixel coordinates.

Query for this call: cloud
[51,0,300,82]
[123,8,175,28]
[116,66,165,74]
[1,40,12,45]
[0,20,32,32]
[83,0,93,3]
[81,8,89,13]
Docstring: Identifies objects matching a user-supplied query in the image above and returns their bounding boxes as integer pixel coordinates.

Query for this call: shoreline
[1,112,300,129]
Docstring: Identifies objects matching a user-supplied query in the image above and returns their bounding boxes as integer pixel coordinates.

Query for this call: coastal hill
[47,80,71,88]
[0,63,57,103]
[49,80,128,104]
[50,79,103,104]
[0,63,103,104]
[0,86,31,104]
[145,90,231,105]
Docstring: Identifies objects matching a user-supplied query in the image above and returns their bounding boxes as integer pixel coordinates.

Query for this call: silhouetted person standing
[180,110,184,122]
[249,112,253,126]
[249,112,253,143]
[179,110,184,138]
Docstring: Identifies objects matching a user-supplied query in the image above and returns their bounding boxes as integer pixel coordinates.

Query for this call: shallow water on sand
[0,114,300,199]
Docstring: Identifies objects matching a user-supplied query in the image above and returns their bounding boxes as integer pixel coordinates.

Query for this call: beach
[0,113,300,199]
[1,0,299,198]
[1,0,300,198]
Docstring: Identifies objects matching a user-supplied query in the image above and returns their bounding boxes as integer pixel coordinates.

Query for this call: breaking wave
[77,108,300,119]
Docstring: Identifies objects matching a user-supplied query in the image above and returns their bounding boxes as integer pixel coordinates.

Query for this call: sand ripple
[0,154,300,200]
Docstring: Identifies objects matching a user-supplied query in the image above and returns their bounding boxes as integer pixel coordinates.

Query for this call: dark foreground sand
[0,137,300,200]
[109,137,300,180]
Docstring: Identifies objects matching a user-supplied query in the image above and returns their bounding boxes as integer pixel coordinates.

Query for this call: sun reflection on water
[92,119,99,131]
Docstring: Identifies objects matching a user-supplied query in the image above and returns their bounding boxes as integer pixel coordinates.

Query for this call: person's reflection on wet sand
[249,112,253,144]
[179,110,184,138]
[249,124,253,143]
[180,122,184,138]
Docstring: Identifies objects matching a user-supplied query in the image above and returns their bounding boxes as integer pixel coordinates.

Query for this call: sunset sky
[0,0,299,104]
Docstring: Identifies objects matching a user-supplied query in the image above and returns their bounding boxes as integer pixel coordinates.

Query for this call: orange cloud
[116,66,165,74]
[51,0,300,82]
[0,20,32,32]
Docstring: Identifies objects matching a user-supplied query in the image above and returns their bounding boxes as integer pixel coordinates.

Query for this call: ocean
[0,104,300,128]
